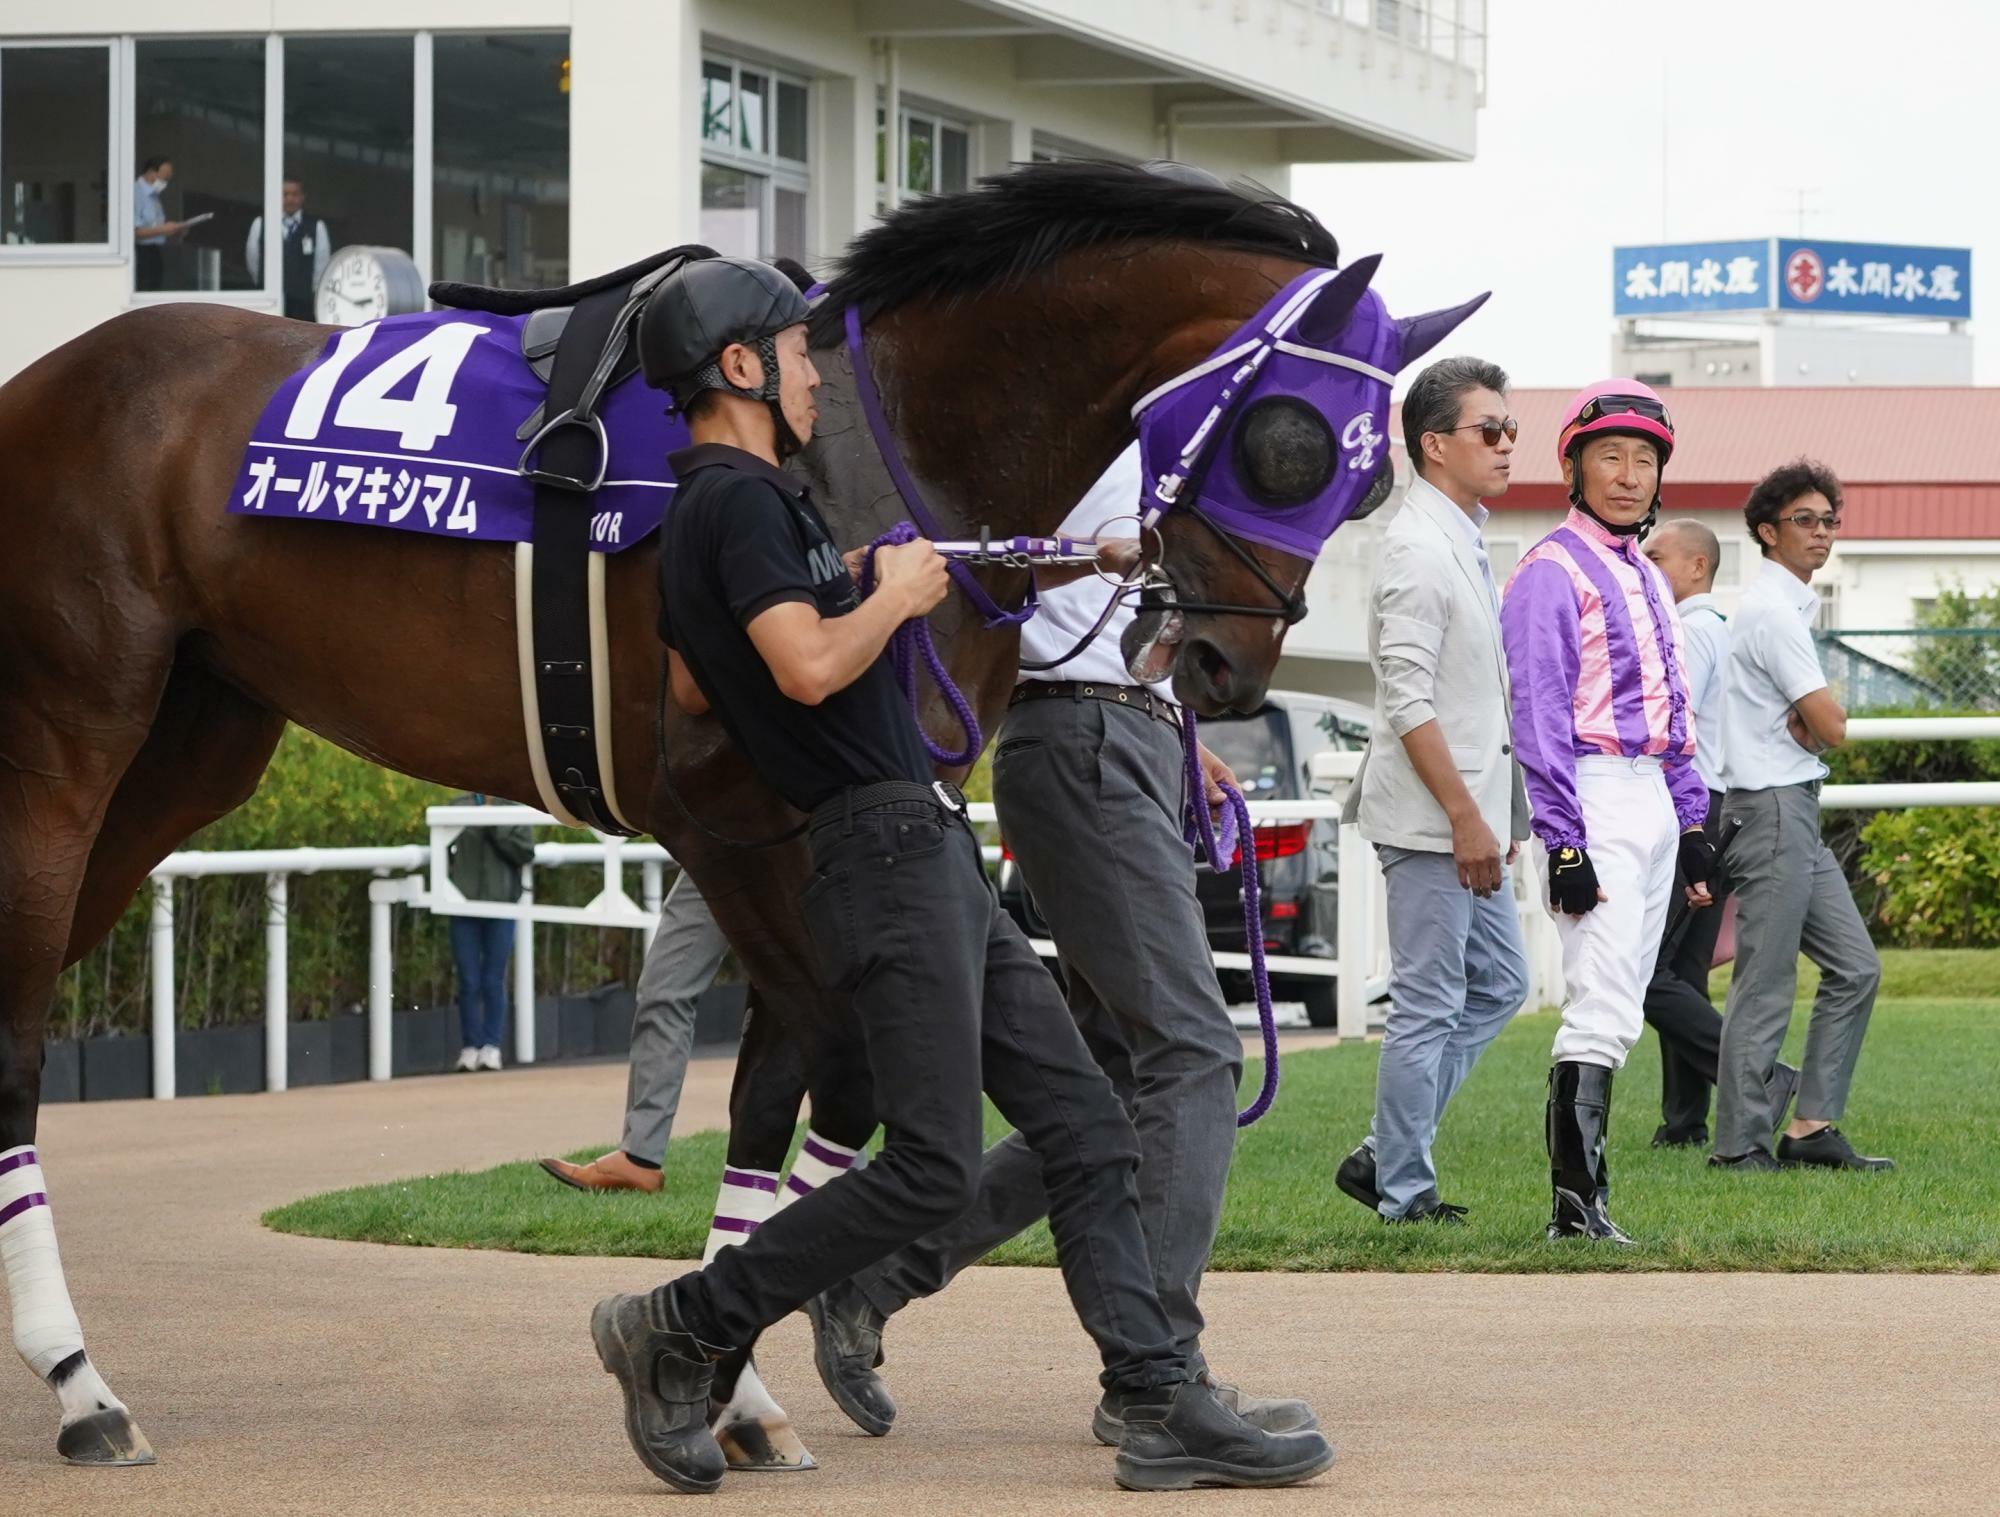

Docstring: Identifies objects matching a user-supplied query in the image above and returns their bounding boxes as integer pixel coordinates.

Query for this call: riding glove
[1546,846,1601,916]
[1677,827,1716,891]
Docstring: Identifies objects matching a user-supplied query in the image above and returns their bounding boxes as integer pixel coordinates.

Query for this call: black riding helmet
[638,255,812,453]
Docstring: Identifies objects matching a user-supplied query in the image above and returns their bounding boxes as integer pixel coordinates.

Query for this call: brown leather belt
[1009,679,1181,729]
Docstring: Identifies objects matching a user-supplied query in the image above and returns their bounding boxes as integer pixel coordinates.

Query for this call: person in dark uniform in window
[245,178,331,320]
[586,255,1333,1495]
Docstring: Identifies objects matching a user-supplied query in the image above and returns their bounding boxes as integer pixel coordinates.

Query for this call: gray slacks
[855,693,1241,1366]
[620,870,728,1165]
[1713,783,1881,1158]
[1366,845,1528,1216]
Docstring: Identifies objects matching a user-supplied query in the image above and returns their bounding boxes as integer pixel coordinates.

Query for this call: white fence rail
[133,719,2000,1098]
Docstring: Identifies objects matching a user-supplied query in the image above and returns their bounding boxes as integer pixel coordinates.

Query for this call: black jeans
[673,787,1189,1394]
[1643,791,1728,1131]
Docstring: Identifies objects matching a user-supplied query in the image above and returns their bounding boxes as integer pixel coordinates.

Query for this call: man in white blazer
[1337,357,1532,1222]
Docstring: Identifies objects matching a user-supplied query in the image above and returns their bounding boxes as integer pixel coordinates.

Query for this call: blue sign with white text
[1774,239,1970,318]
[1613,240,1770,317]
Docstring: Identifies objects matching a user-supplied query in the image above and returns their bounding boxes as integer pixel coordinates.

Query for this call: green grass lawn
[264,950,2000,1273]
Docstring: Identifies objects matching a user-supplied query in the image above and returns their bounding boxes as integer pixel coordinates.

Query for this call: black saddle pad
[429,243,716,315]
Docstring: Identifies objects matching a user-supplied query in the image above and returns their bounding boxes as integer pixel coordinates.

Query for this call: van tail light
[1269,901,1299,920]
[1230,821,1312,867]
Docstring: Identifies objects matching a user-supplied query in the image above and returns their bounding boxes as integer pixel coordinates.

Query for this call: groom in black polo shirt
[588,256,1332,1495]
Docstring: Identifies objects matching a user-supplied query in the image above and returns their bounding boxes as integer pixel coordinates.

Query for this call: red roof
[1390,386,2000,539]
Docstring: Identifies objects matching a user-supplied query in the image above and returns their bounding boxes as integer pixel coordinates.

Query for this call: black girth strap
[526,282,636,836]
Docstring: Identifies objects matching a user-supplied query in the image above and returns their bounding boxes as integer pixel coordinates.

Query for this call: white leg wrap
[702,1166,780,1266]
[776,1130,860,1212]
[1,1147,89,1382]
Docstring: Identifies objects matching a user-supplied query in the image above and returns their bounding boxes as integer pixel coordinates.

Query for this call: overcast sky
[1292,0,1998,393]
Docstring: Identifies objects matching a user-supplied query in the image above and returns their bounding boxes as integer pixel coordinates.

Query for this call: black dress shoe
[590,1285,727,1493]
[1334,1144,1381,1213]
[1707,1148,1783,1172]
[1653,1123,1710,1149]
[1113,1380,1336,1492]
[805,1280,896,1436]
[1777,1127,1895,1172]
[1384,1194,1467,1225]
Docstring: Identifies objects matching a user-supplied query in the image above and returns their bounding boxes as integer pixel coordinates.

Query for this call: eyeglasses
[1445,417,1519,447]
[1781,510,1841,534]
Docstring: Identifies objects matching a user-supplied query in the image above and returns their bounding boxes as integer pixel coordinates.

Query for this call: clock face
[318,251,393,327]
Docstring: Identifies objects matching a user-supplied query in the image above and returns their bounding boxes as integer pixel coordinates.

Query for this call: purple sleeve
[1665,752,1709,830]
[1501,558,1586,850]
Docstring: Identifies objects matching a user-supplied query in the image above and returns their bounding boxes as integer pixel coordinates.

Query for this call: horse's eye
[1233,396,1334,507]
[1350,461,1394,522]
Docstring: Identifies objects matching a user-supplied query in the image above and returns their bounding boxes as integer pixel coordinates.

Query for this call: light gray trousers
[1366,845,1529,1216]
[856,694,1242,1367]
[619,870,728,1165]
[1713,783,1881,1159]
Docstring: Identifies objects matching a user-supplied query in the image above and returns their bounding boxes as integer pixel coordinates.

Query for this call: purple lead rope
[1181,712,1280,1127]
[861,523,982,767]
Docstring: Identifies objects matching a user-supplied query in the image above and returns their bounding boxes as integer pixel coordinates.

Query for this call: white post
[641,860,664,951]
[149,874,176,1101]
[265,871,289,1093]
[512,865,536,1066]
[368,876,394,1082]
[1335,823,1373,1041]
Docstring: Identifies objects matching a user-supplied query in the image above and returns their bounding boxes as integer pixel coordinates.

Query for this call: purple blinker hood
[1135,256,1489,559]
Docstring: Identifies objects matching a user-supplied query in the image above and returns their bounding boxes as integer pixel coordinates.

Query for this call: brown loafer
[541,1151,664,1193]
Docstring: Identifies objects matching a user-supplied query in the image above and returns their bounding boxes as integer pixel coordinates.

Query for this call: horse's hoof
[57,1407,157,1467]
[716,1415,817,1471]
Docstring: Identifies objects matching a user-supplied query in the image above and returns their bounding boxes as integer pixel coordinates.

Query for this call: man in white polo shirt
[1711,460,1890,1173]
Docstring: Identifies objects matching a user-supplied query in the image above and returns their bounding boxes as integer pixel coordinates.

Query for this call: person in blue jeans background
[445,792,535,1071]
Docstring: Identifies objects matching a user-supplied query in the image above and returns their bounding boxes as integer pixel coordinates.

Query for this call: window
[279,36,413,317]
[1715,538,1742,586]
[1,43,113,250]
[1813,582,1840,631]
[877,105,971,199]
[132,37,266,293]
[700,54,810,265]
[433,33,569,289]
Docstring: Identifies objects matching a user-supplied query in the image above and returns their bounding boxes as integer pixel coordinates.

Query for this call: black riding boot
[1546,1062,1635,1245]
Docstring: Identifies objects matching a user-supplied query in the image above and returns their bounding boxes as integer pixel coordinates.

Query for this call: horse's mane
[810,160,1340,340]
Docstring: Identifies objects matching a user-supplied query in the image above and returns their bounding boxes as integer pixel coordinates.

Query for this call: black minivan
[996,690,1374,1026]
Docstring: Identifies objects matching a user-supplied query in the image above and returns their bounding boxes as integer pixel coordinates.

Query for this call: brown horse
[0,162,1405,1467]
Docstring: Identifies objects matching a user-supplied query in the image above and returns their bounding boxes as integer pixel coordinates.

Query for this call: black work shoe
[1113,1380,1336,1492]
[590,1287,726,1493]
[1707,1148,1783,1172]
[1777,1127,1895,1172]
[1093,1374,1319,1446]
[1652,1123,1709,1149]
[1385,1194,1468,1225]
[1333,1144,1381,1213]
[805,1280,896,1437]
[1767,1062,1802,1129]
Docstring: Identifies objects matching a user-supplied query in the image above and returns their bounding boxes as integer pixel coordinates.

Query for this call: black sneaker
[1707,1149,1783,1173]
[1092,1374,1318,1446]
[1333,1144,1381,1213]
[590,1287,726,1493]
[804,1280,896,1436]
[1113,1380,1336,1492]
[1777,1127,1895,1172]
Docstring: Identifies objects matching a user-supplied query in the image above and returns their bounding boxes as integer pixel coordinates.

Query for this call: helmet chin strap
[1565,451,1661,541]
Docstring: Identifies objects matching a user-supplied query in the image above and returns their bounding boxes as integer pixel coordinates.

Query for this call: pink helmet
[1556,379,1675,469]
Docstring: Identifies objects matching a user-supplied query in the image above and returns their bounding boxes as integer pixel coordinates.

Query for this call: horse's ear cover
[1290,253,1382,348]
[1392,291,1492,370]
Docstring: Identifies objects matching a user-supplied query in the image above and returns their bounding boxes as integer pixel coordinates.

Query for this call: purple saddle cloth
[227,309,684,553]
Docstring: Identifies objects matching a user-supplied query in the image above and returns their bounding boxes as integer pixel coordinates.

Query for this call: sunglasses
[1446,417,1520,447]
[1782,509,1841,534]
[1575,394,1671,428]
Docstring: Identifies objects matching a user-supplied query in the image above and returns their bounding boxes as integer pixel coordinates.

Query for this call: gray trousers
[1713,783,1881,1158]
[1365,845,1529,1216]
[855,694,1241,1366]
[620,870,728,1165]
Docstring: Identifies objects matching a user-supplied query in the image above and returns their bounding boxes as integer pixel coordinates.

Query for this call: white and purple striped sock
[701,1166,780,1266]
[776,1130,862,1212]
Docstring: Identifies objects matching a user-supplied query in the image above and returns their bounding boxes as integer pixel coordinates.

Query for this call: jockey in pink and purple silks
[1499,379,1716,1245]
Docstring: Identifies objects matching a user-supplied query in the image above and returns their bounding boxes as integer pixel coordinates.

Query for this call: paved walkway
[5,1044,1989,1515]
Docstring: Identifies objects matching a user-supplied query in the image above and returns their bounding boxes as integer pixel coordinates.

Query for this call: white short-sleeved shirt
[1017,442,1176,701]
[1719,559,1829,791]
[1676,591,1730,793]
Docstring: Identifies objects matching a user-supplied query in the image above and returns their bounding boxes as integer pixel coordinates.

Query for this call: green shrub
[1859,807,2000,949]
